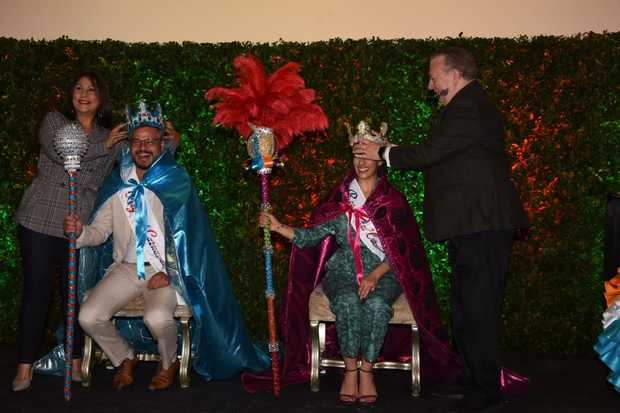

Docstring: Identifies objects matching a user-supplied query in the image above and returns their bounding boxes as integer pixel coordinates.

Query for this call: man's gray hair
[432,47,478,80]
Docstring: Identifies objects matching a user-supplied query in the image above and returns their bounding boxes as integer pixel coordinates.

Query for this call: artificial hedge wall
[1,33,619,355]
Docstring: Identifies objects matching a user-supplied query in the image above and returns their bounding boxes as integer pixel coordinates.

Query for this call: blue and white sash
[118,165,166,278]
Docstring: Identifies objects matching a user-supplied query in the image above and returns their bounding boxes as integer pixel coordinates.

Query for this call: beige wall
[1,0,619,42]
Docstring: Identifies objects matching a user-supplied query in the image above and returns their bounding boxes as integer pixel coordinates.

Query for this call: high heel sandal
[339,368,358,405]
[12,367,33,392]
[358,367,378,405]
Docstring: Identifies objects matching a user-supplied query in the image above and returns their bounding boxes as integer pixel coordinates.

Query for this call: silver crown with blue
[126,100,165,132]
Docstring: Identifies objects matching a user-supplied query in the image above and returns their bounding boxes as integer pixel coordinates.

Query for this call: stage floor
[2,346,619,412]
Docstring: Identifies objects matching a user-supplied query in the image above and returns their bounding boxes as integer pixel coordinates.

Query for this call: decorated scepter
[206,54,328,396]
[248,125,282,396]
[53,123,89,401]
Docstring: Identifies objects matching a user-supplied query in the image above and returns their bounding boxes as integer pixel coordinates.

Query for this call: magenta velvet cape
[243,171,461,392]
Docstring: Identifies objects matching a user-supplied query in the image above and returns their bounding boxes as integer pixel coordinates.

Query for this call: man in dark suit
[353,47,529,411]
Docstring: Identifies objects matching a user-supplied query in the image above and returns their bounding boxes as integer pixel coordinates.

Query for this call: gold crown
[346,120,388,145]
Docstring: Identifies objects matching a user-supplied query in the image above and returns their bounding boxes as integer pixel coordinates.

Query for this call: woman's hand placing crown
[163,120,181,146]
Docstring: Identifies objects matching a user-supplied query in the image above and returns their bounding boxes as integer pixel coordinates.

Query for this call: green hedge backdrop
[1,33,619,355]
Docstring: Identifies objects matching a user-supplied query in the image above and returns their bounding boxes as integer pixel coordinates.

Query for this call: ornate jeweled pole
[53,123,89,401]
[248,126,281,396]
[206,54,328,396]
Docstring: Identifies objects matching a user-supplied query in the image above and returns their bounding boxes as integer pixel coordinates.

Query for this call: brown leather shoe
[112,357,138,390]
[148,359,179,391]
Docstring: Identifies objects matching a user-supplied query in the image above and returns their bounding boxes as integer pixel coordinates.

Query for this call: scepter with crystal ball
[53,122,89,401]
[206,54,328,396]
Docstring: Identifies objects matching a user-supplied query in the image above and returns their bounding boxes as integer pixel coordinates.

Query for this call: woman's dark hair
[377,162,388,177]
[62,71,113,129]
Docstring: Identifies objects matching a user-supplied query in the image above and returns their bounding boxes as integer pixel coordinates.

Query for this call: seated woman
[255,122,460,404]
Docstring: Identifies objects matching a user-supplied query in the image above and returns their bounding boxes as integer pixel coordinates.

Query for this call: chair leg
[318,322,327,375]
[410,324,421,397]
[310,320,320,392]
[179,317,191,389]
[81,334,94,388]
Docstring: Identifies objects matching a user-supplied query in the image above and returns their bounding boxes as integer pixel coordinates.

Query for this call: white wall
[1,0,619,42]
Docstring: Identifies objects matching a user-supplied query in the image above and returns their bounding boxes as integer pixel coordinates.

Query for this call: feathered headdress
[205,54,328,152]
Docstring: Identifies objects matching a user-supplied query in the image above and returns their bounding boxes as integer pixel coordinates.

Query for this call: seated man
[65,102,269,390]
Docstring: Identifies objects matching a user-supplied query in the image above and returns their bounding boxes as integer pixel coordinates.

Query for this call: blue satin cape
[594,319,620,392]
[36,149,269,379]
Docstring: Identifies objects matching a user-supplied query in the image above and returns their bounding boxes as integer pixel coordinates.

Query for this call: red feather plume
[205,54,328,151]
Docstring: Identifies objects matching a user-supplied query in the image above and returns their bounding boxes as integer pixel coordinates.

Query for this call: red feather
[205,54,328,151]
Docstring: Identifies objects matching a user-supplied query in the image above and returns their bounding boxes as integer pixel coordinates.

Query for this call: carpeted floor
[2,346,619,412]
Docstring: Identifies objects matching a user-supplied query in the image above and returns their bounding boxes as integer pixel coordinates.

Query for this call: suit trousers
[447,230,513,400]
[17,225,84,362]
[79,263,178,368]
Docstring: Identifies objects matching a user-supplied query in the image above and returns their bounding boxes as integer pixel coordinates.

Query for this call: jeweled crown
[126,100,164,132]
[346,120,388,145]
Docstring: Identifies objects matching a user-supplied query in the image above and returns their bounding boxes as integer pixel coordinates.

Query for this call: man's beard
[134,151,154,169]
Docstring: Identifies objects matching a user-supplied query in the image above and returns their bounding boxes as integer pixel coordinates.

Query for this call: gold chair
[308,284,421,396]
[81,293,193,388]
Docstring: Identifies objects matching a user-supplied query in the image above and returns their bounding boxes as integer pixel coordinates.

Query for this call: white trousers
[79,263,178,368]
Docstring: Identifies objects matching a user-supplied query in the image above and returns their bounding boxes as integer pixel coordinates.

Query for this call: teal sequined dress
[293,214,402,362]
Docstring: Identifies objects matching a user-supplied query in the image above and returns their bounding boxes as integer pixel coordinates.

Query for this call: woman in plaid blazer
[12,71,128,391]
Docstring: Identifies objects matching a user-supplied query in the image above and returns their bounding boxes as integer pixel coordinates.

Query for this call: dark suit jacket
[388,81,529,242]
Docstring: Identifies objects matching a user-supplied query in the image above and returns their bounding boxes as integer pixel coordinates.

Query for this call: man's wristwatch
[378,145,387,160]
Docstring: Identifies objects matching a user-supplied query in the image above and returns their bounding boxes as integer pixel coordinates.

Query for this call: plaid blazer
[16,112,119,239]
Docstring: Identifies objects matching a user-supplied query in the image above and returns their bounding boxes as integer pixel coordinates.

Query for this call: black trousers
[17,225,84,363]
[447,230,513,400]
